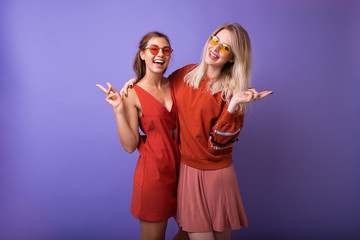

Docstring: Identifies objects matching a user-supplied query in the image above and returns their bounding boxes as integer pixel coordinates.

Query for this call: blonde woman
[122,23,273,240]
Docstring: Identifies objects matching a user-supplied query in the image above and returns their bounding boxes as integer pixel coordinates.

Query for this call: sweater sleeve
[208,104,244,155]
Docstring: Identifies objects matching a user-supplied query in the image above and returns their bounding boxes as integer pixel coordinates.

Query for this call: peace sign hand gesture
[96,82,124,113]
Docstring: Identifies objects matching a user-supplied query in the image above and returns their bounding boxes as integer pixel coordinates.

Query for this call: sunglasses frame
[209,35,232,54]
[144,44,173,56]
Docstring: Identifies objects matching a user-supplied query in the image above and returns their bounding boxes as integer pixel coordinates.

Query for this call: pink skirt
[176,161,248,232]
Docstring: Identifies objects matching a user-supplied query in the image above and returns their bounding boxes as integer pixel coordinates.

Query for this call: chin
[205,59,220,68]
[151,69,166,74]
[204,57,213,66]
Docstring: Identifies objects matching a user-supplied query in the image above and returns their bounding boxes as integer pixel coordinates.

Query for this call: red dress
[130,83,179,221]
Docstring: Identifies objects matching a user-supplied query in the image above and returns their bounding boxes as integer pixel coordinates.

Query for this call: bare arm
[96,82,139,153]
[116,88,140,153]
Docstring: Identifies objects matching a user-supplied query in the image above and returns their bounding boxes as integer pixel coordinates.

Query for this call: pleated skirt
[176,161,248,232]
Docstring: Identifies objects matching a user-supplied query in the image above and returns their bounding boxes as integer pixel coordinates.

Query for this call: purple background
[1,0,359,239]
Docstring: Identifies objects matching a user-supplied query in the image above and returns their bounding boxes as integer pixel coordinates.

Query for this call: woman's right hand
[96,82,124,113]
[120,78,137,97]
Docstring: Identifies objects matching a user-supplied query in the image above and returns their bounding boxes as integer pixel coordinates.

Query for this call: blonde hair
[184,23,252,114]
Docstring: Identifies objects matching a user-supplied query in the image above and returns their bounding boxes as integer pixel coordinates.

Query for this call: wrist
[113,106,124,115]
[227,104,236,113]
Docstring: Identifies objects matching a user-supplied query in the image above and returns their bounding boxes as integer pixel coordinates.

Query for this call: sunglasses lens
[220,45,231,54]
[209,36,218,46]
[149,46,159,55]
[209,35,231,54]
[163,47,172,56]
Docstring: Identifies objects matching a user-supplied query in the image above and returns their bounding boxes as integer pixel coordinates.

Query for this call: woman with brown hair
[97,31,180,240]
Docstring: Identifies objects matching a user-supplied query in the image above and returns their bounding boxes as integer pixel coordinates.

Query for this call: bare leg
[173,226,190,240]
[140,220,168,240]
[188,232,215,240]
[214,229,231,240]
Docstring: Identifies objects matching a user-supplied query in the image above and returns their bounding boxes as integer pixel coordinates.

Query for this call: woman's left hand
[227,88,273,113]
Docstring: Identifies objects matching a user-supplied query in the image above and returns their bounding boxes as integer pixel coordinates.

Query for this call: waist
[179,150,233,170]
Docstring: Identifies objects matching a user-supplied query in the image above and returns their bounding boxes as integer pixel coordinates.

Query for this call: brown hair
[133,31,171,82]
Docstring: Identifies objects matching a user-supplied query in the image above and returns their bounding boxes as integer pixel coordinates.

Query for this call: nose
[157,48,164,56]
[211,44,220,53]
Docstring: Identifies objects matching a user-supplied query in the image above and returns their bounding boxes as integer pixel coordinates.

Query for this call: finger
[258,91,274,99]
[109,92,120,99]
[248,88,260,95]
[123,83,130,97]
[244,90,254,102]
[111,86,120,94]
[107,82,120,95]
[248,88,260,100]
[110,89,119,95]
[129,78,137,88]
[104,82,111,94]
[107,92,115,98]
[107,82,117,93]
[248,88,257,93]
[120,82,130,97]
[106,82,113,93]
[106,95,116,103]
[259,91,272,97]
[96,84,108,93]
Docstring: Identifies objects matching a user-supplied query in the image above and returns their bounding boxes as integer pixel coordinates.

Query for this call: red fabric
[169,64,244,170]
[130,82,179,221]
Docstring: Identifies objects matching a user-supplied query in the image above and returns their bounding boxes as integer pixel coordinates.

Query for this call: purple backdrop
[1,0,359,239]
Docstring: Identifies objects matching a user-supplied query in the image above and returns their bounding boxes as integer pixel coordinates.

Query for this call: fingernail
[271,92,274,94]
[129,85,133,89]
[125,93,127,97]
[248,88,252,89]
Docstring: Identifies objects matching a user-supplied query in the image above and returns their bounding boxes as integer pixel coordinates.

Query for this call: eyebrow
[148,44,171,48]
[215,36,232,48]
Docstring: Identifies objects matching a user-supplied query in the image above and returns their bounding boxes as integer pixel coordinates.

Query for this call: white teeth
[154,60,164,64]
[210,52,218,58]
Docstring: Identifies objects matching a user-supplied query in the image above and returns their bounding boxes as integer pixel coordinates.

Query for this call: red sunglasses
[144,45,173,56]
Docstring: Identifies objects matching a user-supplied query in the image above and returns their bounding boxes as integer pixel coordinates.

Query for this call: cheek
[206,44,213,52]
[144,58,154,68]
[221,53,233,63]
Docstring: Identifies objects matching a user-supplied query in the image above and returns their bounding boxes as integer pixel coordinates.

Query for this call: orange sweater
[169,65,244,170]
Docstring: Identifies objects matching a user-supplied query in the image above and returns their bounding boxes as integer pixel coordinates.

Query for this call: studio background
[1,0,359,239]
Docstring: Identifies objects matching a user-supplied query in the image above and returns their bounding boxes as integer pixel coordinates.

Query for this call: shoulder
[123,88,139,107]
[168,64,198,80]
[180,64,198,73]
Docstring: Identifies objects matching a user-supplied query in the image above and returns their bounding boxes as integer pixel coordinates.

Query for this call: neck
[142,72,164,88]
[206,65,221,79]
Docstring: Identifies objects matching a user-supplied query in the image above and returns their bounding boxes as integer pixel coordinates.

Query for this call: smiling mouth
[209,51,219,59]
[153,60,164,66]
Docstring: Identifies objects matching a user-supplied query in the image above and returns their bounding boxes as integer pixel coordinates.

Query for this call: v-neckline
[135,85,174,113]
